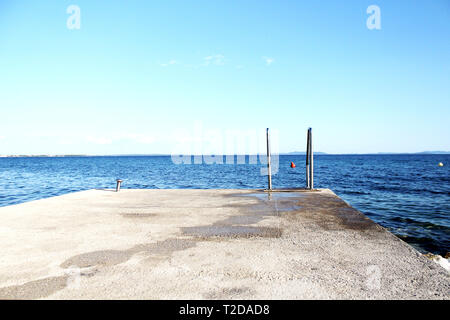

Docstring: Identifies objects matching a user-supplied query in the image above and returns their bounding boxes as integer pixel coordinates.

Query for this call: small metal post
[116,179,123,192]
[309,128,313,189]
[266,128,272,190]
[306,129,310,189]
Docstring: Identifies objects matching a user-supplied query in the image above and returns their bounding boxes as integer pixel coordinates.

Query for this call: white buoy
[438,162,444,167]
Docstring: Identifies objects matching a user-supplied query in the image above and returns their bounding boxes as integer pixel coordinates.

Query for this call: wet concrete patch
[182,226,282,239]
[215,214,264,226]
[335,207,381,231]
[0,276,68,300]
[226,191,304,214]
[61,250,132,268]
[316,197,381,231]
[132,238,196,254]
[179,191,296,239]
[60,238,197,269]
[283,192,383,232]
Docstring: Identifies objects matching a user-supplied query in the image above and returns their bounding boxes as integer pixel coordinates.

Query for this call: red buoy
[290,162,296,168]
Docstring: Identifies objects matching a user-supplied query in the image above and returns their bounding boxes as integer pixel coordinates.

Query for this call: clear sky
[0,0,449,155]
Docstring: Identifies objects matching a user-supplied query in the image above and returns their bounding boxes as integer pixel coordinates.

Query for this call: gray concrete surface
[0,189,448,299]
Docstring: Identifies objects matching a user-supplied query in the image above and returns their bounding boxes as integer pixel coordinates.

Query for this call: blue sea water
[0,154,448,256]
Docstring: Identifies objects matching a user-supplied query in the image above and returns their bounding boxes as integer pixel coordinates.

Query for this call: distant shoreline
[1,152,449,158]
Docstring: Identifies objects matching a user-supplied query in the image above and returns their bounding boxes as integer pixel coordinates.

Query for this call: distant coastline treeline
[1,151,449,157]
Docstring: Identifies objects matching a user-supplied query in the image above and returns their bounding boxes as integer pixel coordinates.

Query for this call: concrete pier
[0,189,448,299]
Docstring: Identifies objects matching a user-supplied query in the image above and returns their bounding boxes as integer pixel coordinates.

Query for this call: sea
[0,154,448,256]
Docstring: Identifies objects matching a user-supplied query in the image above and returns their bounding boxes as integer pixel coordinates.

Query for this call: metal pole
[266,128,272,190]
[309,128,313,189]
[306,129,310,189]
[116,179,123,192]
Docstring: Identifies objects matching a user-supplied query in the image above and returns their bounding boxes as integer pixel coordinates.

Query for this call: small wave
[396,235,448,256]
[341,190,371,195]
[390,217,450,231]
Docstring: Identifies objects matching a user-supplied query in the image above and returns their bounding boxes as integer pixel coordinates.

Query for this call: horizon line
[1,151,449,157]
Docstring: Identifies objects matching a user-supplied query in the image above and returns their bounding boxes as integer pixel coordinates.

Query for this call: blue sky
[0,0,449,155]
